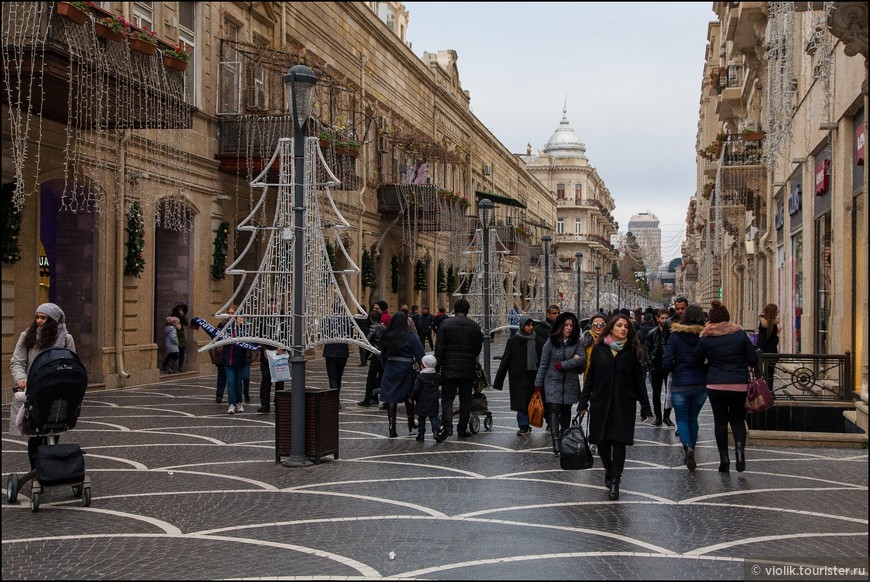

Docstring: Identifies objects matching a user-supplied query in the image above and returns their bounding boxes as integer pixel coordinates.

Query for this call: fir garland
[1,181,22,264]
[436,260,446,293]
[390,255,399,293]
[414,259,428,291]
[123,202,146,277]
[210,221,230,279]
[325,239,338,271]
[446,264,456,294]
[361,249,376,288]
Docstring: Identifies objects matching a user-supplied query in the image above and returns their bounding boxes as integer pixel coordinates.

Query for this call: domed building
[518,107,620,312]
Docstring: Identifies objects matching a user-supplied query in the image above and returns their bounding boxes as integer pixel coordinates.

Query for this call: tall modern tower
[627,212,662,270]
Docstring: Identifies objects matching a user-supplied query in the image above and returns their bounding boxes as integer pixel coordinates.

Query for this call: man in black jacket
[434,299,482,438]
[417,305,435,350]
[644,308,674,426]
[534,305,560,342]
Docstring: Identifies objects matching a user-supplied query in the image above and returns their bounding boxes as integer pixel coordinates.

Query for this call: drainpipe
[116,131,131,379]
[357,53,368,302]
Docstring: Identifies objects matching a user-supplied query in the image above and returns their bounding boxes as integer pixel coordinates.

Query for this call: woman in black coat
[493,315,545,436]
[579,312,652,501]
[379,311,424,437]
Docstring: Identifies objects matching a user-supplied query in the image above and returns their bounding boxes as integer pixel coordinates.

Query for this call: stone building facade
[1,2,554,398]
[679,2,867,402]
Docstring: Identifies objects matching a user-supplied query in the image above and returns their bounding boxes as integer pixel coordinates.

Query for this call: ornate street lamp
[595,265,601,312]
[575,251,582,315]
[284,64,316,467]
[542,235,552,309]
[478,198,494,383]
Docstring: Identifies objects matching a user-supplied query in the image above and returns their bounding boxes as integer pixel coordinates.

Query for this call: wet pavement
[2,347,868,580]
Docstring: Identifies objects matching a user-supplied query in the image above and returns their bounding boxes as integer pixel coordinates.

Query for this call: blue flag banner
[191,317,260,351]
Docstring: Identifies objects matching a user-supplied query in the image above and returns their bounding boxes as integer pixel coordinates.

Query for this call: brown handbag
[528,391,544,428]
[208,346,223,365]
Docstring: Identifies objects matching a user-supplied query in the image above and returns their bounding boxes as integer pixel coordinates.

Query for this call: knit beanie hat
[421,354,437,370]
[36,303,65,324]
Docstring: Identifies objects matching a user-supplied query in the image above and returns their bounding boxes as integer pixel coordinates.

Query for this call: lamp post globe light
[542,235,552,309]
[575,251,582,315]
[284,64,316,467]
[595,265,601,312]
[478,198,494,383]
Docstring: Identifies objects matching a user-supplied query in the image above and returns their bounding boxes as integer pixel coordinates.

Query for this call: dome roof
[543,107,587,159]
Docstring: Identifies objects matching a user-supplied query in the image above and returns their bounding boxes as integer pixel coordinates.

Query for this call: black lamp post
[284,64,316,467]
[478,198,494,383]
[617,278,622,310]
[542,235,552,309]
[575,251,582,315]
[595,265,601,312]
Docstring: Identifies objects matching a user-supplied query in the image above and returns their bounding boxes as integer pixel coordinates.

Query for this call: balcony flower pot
[56,2,90,25]
[130,37,157,56]
[95,21,125,43]
[162,54,188,71]
[740,131,766,142]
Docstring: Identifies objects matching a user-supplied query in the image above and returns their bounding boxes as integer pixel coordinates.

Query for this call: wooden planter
[130,38,157,56]
[162,55,188,71]
[56,3,89,25]
[95,22,125,43]
[741,132,766,142]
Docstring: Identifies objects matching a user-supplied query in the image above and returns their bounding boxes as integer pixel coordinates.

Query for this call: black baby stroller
[6,348,91,512]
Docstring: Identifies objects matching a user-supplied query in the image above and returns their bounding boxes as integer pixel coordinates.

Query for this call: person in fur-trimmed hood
[695,300,759,473]
[662,304,708,471]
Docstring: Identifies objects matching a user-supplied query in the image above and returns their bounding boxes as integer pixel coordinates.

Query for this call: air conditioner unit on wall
[483,164,492,176]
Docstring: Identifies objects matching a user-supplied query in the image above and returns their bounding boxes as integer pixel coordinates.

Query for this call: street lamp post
[284,64,316,467]
[595,265,601,313]
[478,199,494,383]
[617,279,622,309]
[542,235,552,309]
[575,251,582,315]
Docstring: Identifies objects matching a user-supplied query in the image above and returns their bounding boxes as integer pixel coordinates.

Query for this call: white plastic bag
[266,350,291,382]
[9,391,26,436]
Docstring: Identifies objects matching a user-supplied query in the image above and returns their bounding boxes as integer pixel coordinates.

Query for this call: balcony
[2,2,191,129]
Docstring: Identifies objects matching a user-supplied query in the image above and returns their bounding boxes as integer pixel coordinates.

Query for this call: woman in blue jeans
[662,304,708,471]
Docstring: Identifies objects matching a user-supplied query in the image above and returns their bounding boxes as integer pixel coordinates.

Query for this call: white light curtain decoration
[456,227,518,333]
[1,2,191,228]
[201,137,373,353]
[764,2,797,175]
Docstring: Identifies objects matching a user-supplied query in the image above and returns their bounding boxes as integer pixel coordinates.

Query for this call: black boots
[687,447,698,471]
[604,471,613,489]
[663,409,675,427]
[548,413,560,455]
[406,401,417,432]
[718,449,730,473]
[608,476,621,500]
[735,442,746,472]
[387,403,398,438]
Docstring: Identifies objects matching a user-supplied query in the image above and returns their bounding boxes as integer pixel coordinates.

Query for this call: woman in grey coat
[534,312,586,455]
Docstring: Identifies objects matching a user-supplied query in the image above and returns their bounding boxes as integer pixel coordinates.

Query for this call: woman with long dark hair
[579,313,652,500]
[378,311,424,437]
[756,303,779,389]
[534,312,586,455]
[696,300,759,473]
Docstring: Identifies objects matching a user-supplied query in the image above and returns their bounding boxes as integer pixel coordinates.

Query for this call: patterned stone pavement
[2,346,868,580]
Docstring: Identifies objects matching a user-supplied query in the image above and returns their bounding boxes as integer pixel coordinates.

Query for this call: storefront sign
[775,199,785,230]
[857,123,865,166]
[814,159,830,195]
[788,184,801,215]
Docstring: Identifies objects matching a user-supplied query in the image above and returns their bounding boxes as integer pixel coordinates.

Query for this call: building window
[132,1,153,30]
[178,1,197,104]
[557,184,565,200]
[575,218,582,234]
[217,20,240,114]
[574,183,582,203]
[556,219,564,234]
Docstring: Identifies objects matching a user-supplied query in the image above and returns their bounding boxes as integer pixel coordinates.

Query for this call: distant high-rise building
[627,212,661,270]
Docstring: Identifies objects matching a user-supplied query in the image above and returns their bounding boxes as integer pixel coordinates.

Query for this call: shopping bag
[266,350,291,382]
[559,413,594,470]
[528,391,544,428]
[9,391,25,436]
[745,368,774,413]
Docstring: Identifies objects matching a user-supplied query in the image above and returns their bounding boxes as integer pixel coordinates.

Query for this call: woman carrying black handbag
[579,313,652,501]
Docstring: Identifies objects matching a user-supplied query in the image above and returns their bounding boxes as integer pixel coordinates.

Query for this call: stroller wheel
[7,473,19,504]
[470,414,480,434]
[30,492,39,512]
[81,486,91,507]
[484,414,493,431]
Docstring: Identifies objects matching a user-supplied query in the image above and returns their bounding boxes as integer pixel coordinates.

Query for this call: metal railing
[759,352,852,401]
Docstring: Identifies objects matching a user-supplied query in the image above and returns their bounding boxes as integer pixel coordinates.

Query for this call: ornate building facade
[1,2,555,397]
[678,2,867,402]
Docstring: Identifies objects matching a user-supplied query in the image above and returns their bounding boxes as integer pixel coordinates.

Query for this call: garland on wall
[446,264,456,295]
[414,259,428,291]
[391,255,399,293]
[437,260,446,293]
[325,239,338,271]
[361,249,376,289]
[1,181,22,264]
[124,202,146,277]
[210,221,230,279]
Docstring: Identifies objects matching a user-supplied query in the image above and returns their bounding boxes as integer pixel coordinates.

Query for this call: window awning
[474,190,526,209]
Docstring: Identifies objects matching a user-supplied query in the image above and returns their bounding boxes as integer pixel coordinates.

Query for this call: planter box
[130,38,157,56]
[95,22,125,43]
[162,55,188,71]
[56,3,89,25]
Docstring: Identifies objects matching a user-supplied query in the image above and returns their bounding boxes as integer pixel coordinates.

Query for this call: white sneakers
[227,403,245,414]
[227,404,235,414]
[236,403,244,413]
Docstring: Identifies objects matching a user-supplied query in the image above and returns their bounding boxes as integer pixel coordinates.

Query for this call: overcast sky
[403,2,714,263]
